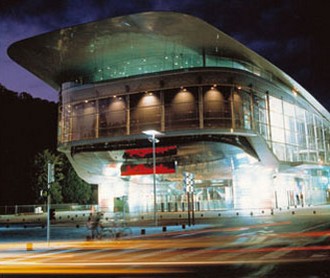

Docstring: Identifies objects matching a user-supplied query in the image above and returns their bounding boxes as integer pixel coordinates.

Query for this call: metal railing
[0,204,97,215]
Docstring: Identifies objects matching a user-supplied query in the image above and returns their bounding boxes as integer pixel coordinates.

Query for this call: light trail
[1,255,329,275]
[1,239,330,274]
[1,220,329,275]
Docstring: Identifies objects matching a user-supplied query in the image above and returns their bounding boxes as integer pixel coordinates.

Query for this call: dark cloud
[0,0,329,110]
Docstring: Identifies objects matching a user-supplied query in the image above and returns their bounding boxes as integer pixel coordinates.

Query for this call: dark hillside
[0,84,58,205]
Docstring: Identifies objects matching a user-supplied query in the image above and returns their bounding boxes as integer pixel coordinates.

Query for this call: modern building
[8,12,330,214]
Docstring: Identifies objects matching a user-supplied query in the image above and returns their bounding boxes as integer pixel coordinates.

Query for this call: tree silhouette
[32,149,64,204]
[32,149,94,204]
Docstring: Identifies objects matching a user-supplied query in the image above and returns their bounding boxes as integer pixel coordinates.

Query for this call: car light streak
[1,254,330,275]
[1,249,329,275]
[1,220,329,275]
[1,228,329,253]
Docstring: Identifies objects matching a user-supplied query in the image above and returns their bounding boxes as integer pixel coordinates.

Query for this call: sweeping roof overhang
[7,12,330,119]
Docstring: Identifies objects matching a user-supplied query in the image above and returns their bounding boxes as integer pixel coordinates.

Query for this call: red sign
[124,146,177,159]
[121,162,176,176]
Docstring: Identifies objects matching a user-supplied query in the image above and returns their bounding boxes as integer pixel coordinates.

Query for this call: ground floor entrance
[97,164,329,213]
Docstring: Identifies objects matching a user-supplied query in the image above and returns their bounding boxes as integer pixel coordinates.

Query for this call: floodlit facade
[8,12,330,213]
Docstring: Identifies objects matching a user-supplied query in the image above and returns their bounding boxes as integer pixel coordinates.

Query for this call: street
[0,212,329,277]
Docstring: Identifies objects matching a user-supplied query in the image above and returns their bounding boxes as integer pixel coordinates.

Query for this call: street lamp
[143,130,163,226]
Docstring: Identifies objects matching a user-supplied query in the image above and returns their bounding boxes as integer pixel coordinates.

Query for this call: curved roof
[7,11,330,119]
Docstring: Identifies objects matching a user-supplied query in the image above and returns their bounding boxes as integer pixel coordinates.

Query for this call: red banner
[124,146,177,159]
[121,162,176,176]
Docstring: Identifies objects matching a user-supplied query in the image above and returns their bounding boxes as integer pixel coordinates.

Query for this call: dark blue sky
[0,0,329,111]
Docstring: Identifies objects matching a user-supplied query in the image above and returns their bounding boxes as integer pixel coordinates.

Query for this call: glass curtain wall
[99,97,126,137]
[59,85,330,165]
[268,96,329,164]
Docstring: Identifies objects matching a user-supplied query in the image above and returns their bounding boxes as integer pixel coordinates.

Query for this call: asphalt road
[0,213,329,277]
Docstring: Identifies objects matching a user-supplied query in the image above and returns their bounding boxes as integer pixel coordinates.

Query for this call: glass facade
[267,96,330,164]
[57,64,330,212]
[79,53,272,85]
[59,83,330,166]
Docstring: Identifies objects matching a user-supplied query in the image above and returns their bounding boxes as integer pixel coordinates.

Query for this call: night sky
[0,0,329,111]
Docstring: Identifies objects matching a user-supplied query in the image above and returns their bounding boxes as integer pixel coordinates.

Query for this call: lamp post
[143,130,163,226]
[47,162,55,246]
